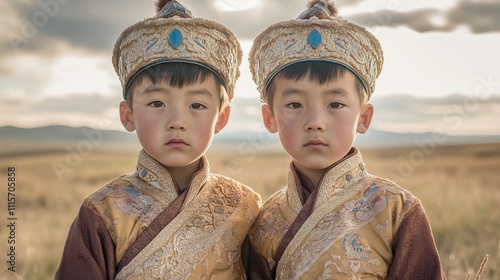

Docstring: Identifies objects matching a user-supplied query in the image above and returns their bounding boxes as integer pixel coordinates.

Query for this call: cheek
[277,118,293,132]
[275,110,297,130]
[276,117,299,143]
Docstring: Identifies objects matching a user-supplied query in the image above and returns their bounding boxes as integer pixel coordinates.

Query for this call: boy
[56,1,261,279]
[246,1,446,279]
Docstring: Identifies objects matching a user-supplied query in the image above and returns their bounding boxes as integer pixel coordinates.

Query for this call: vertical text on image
[6,166,17,272]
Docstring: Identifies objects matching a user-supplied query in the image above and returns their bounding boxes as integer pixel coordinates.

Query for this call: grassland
[0,143,499,279]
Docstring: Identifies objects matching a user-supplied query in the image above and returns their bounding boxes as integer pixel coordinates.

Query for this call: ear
[357,103,373,134]
[120,101,136,132]
[262,104,278,133]
[214,106,230,134]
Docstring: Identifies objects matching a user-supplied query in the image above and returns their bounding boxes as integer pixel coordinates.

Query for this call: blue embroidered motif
[146,38,159,51]
[159,1,193,19]
[141,169,147,177]
[342,232,371,260]
[126,188,139,196]
[335,40,346,51]
[168,28,183,49]
[308,29,322,49]
[194,39,206,50]
[367,186,379,194]
[285,41,297,50]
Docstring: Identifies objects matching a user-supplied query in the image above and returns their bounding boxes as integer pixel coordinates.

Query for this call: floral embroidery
[346,185,388,221]
[342,232,371,260]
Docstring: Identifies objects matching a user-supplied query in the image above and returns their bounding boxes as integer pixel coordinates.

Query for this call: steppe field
[1,143,499,279]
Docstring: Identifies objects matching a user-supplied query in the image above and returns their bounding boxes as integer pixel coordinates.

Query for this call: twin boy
[57,1,445,279]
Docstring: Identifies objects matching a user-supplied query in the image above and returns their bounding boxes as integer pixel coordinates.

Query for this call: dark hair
[265,61,367,110]
[124,62,228,110]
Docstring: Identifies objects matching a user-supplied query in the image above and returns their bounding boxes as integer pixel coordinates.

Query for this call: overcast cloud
[4,0,500,58]
[1,0,500,135]
[349,1,500,33]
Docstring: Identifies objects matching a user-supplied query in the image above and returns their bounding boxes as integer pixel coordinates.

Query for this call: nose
[166,107,186,130]
[304,108,326,131]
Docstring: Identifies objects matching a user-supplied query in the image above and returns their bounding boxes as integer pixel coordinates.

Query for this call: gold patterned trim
[276,175,375,278]
[314,151,367,211]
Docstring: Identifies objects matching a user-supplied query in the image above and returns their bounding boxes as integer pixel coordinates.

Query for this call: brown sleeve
[387,202,446,280]
[55,203,117,280]
[242,236,274,280]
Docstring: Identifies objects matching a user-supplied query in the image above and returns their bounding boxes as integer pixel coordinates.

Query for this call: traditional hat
[112,0,242,100]
[249,0,383,101]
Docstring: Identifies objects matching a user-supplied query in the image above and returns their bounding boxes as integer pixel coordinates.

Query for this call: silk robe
[56,150,261,279]
[248,149,445,279]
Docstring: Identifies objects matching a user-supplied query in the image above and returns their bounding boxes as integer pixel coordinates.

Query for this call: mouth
[304,139,327,147]
[166,138,189,147]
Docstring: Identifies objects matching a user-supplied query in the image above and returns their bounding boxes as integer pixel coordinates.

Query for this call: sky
[1,0,499,136]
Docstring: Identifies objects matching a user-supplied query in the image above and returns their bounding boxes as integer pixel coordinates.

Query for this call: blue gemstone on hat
[308,29,322,49]
[169,28,183,49]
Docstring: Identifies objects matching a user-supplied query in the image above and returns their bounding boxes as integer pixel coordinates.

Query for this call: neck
[167,158,201,192]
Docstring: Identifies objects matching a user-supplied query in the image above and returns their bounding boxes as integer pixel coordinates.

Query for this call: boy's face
[120,76,229,169]
[262,70,373,178]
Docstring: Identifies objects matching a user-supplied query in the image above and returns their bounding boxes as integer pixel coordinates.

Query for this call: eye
[286,102,302,109]
[148,101,164,108]
[328,102,344,109]
[190,103,206,110]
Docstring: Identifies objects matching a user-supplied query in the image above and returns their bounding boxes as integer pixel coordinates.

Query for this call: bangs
[124,62,227,108]
[274,61,348,85]
[265,61,367,108]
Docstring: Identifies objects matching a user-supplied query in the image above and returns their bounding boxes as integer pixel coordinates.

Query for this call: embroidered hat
[112,0,243,100]
[249,0,384,101]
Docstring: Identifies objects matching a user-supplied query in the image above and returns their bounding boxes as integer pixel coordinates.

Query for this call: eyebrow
[281,87,350,97]
[185,88,214,97]
[142,85,168,95]
[141,85,214,97]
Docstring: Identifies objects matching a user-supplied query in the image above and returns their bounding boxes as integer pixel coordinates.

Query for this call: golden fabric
[249,150,443,279]
[85,150,261,279]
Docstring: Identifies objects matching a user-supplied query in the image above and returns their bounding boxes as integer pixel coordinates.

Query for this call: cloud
[2,0,153,56]
[370,93,500,135]
[348,1,500,33]
[3,0,500,61]
[2,0,346,55]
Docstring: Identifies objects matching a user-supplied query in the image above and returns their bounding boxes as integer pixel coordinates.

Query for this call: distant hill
[0,125,140,156]
[1,125,499,157]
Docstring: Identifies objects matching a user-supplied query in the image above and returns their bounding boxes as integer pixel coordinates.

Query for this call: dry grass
[0,143,498,279]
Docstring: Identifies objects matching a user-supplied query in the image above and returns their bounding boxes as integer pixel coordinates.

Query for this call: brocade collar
[133,150,211,208]
[287,148,368,215]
